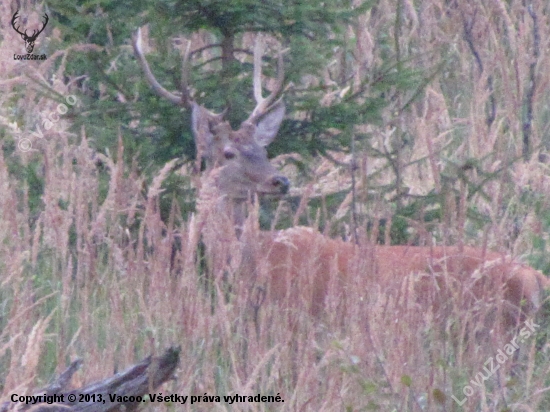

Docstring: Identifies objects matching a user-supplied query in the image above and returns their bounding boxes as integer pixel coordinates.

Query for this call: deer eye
[223,149,237,160]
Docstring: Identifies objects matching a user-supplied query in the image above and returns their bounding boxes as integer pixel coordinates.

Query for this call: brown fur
[244,227,547,333]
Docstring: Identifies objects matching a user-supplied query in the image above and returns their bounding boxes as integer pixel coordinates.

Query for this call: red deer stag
[132,28,548,336]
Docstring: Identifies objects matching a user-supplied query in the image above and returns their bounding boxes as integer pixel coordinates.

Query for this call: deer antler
[11,11,48,40]
[11,11,25,36]
[34,13,48,38]
[245,36,286,125]
[132,27,192,108]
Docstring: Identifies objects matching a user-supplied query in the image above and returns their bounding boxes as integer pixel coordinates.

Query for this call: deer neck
[197,167,255,240]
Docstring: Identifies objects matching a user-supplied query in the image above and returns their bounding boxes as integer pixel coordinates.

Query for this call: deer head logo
[11,10,49,54]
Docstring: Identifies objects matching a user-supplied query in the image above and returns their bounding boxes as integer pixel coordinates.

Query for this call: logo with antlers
[11,10,49,54]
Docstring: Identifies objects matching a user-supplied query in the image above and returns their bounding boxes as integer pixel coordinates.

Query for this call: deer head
[132,28,289,201]
[11,11,49,54]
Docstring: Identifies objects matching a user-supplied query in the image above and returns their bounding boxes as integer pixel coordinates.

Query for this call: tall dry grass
[1,0,550,411]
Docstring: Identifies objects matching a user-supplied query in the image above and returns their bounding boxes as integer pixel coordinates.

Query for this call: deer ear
[191,102,215,160]
[254,101,285,146]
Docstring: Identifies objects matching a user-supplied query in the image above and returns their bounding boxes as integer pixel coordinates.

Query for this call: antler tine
[252,37,265,105]
[180,40,192,108]
[35,13,48,37]
[11,11,24,35]
[132,27,192,108]
[246,35,286,124]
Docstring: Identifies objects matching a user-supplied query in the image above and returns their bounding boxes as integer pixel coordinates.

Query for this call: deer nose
[272,176,290,194]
